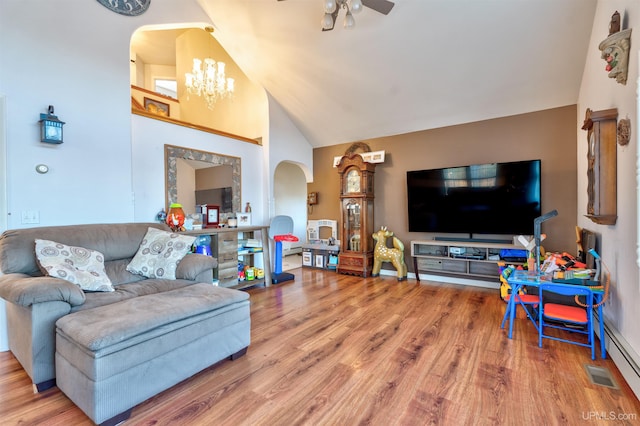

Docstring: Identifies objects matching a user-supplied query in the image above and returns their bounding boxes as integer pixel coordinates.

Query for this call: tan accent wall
[309,105,578,272]
[195,165,233,190]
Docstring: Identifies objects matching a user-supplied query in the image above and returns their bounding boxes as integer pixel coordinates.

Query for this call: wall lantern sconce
[38,105,65,144]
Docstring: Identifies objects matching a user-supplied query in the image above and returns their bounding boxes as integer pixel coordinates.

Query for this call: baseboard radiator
[282,244,302,256]
[596,313,639,398]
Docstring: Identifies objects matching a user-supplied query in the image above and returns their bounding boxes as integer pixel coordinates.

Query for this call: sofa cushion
[72,279,198,312]
[126,228,196,280]
[58,284,249,352]
[35,239,114,292]
[0,223,170,276]
[104,258,147,286]
[175,254,218,281]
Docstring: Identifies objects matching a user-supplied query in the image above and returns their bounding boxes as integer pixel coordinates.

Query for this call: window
[154,79,177,99]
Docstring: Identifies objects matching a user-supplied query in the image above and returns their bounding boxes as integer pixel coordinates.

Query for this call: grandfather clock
[337,154,376,277]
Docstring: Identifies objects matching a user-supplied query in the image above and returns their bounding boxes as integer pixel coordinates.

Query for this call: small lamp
[534,209,558,274]
[39,105,65,144]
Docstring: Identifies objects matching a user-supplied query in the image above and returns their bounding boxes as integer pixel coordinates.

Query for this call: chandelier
[185,58,235,109]
[322,0,363,30]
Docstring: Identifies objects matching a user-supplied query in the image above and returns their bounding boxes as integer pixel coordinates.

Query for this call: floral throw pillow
[126,227,196,280]
[35,239,115,292]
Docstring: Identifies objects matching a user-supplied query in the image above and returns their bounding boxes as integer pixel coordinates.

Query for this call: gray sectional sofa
[0,222,249,397]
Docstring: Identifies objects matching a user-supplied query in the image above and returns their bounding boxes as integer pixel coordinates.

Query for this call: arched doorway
[273,162,308,269]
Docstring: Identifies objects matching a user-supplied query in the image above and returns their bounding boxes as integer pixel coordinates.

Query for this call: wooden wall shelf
[582,108,618,225]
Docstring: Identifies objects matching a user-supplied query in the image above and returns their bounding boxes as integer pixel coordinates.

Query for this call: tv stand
[411,239,523,285]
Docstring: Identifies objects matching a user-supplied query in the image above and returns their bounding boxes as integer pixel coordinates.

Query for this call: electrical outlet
[21,210,40,224]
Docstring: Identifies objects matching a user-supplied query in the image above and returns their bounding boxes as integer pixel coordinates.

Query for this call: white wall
[274,162,308,242]
[0,0,313,228]
[266,95,314,214]
[0,96,7,352]
[0,0,314,350]
[0,0,210,228]
[131,114,273,225]
[578,0,640,394]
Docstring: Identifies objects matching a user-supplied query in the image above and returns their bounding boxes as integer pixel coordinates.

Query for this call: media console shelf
[185,226,271,290]
[411,240,523,284]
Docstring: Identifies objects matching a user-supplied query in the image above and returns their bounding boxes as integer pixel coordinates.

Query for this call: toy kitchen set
[302,219,340,271]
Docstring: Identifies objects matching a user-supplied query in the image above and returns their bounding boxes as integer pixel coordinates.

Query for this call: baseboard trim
[386,270,499,289]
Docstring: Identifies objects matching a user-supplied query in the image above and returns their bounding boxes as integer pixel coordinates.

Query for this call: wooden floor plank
[0,268,638,425]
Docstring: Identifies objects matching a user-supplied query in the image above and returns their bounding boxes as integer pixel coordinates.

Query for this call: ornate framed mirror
[164,144,241,221]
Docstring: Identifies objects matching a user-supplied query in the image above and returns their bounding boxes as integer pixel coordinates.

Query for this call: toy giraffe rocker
[372,226,408,281]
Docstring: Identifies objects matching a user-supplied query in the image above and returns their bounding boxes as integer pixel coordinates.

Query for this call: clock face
[207,209,218,223]
[347,169,361,193]
[96,0,151,16]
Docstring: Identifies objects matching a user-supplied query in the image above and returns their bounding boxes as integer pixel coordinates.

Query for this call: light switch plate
[21,210,40,224]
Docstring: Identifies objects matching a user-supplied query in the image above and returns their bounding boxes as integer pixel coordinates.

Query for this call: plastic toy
[371,226,407,281]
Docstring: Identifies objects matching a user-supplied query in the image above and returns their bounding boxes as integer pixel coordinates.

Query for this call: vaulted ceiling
[195,0,597,147]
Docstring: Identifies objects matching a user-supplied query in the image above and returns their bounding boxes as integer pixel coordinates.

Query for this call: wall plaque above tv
[406,159,542,236]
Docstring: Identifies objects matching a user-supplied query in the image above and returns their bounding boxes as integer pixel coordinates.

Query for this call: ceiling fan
[278,0,395,31]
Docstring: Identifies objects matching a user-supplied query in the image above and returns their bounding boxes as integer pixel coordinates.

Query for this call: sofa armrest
[175,254,218,281]
[0,273,86,307]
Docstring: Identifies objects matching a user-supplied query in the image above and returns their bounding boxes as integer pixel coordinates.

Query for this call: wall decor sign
[96,0,151,16]
[144,97,169,117]
[332,150,385,167]
[237,212,252,226]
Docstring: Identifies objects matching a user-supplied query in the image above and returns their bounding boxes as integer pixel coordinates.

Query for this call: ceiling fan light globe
[350,0,363,14]
[322,13,334,30]
[344,10,355,28]
[323,0,337,13]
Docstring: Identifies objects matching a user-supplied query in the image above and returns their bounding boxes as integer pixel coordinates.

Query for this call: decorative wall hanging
[581,108,618,225]
[144,98,170,117]
[599,11,632,85]
[96,0,150,16]
[617,118,631,146]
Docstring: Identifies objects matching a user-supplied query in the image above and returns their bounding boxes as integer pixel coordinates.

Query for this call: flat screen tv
[406,159,541,236]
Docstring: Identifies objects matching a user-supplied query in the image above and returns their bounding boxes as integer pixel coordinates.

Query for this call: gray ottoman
[55,283,250,425]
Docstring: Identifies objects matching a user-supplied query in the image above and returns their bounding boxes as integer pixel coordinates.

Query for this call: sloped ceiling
[196,0,598,147]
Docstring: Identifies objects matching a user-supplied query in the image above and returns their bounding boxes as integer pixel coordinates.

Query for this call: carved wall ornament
[599,27,632,85]
[617,118,631,146]
[609,11,621,36]
[344,142,372,156]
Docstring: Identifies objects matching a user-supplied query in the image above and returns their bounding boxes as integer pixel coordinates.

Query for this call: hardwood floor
[1,268,639,425]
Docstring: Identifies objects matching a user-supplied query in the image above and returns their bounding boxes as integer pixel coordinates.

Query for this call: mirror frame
[164,144,241,220]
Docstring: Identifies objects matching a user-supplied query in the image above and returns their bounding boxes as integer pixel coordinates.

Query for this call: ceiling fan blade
[362,0,395,15]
